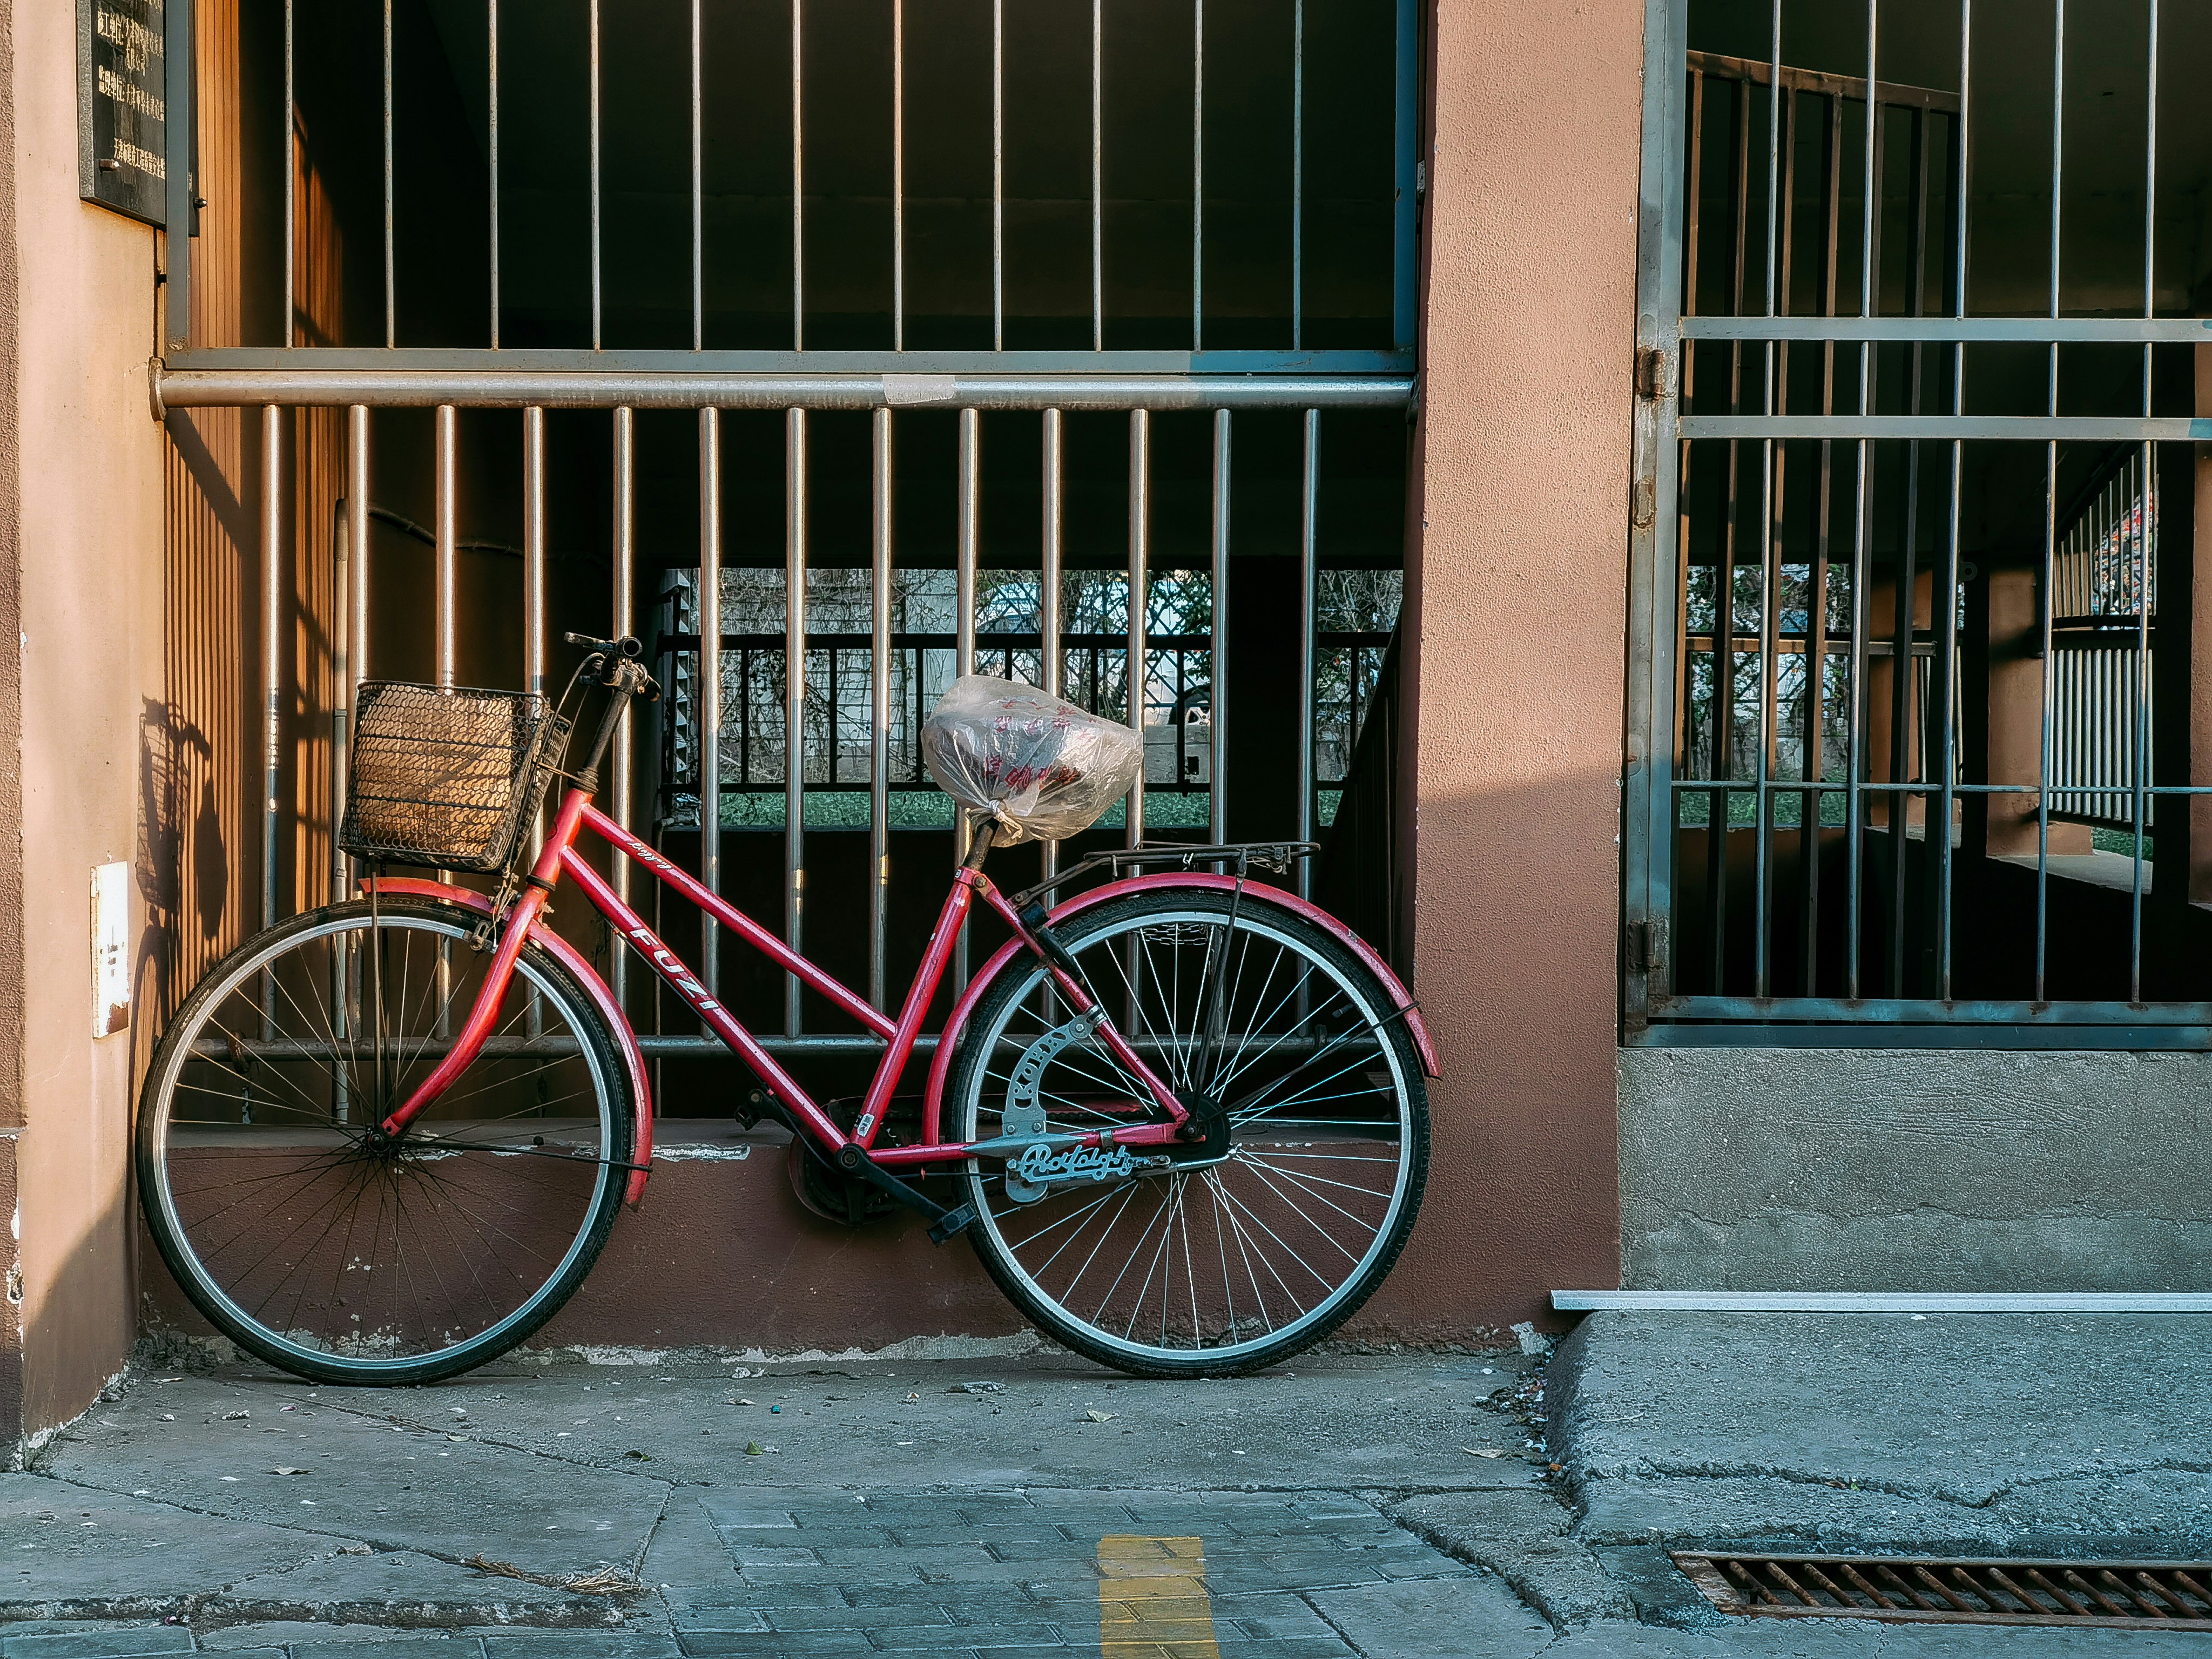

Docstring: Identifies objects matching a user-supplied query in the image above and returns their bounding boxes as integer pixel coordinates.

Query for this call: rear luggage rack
[1009,841,1317,911]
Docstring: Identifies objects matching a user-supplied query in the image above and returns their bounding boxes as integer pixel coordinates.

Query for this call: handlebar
[563,630,644,660]
[562,632,659,703]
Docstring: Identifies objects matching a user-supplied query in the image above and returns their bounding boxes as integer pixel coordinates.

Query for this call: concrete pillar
[0,0,169,1459]
[1377,0,1643,1335]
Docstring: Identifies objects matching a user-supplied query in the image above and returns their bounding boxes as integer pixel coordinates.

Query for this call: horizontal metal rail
[157,369,1413,413]
[1678,416,2209,442]
[1681,316,2212,343]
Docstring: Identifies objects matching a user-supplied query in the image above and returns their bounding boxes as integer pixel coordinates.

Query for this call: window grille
[153,0,1419,1051]
[1626,0,2207,1042]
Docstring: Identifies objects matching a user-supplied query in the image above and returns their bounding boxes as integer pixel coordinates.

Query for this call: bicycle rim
[952,893,1426,1373]
[139,902,629,1382]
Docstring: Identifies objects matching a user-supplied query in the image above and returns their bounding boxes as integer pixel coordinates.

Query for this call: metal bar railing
[1210,410,1231,849]
[1090,0,1103,350]
[699,407,723,1002]
[611,406,635,1009]
[1127,409,1149,846]
[588,0,603,351]
[785,408,808,1034]
[1297,409,1318,899]
[954,407,980,988]
[1041,408,1065,887]
[791,0,805,348]
[488,0,500,347]
[871,408,893,1009]
[260,406,282,937]
[382,0,394,347]
[1291,0,1304,350]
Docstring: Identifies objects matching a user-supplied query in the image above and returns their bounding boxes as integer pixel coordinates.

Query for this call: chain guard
[1000,1008,1166,1204]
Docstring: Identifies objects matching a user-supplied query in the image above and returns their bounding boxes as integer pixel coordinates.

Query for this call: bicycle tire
[137,898,635,1386]
[944,885,1429,1378]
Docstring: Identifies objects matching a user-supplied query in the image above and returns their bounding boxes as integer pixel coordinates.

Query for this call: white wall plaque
[92,861,130,1038]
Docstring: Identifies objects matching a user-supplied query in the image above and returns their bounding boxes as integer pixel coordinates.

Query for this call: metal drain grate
[1674,1553,2212,1629]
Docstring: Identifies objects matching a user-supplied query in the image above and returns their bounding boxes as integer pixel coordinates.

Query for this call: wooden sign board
[77,0,167,227]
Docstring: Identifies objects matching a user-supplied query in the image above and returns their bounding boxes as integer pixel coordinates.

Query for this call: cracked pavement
[4,1321,2210,1655]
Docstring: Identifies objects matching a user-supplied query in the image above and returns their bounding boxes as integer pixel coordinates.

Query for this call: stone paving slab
[39,1383,670,1581]
[1552,1312,2212,1554]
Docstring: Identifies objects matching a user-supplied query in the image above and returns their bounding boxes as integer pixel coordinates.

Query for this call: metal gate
[152,0,1420,1061]
[1624,0,2209,1046]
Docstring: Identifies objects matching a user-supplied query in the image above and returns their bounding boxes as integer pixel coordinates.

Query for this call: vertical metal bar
[1710,76,1750,994]
[164,0,195,351]
[1752,2,1782,997]
[785,407,807,1034]
[893,0,905,352]
[1846,0,1879,998]
[348,407,370,714]
[262,406,284,933]
[1091,0,1104,350]
[611,406,635,1009]
[2036,0,2065,999]
[435,407,457,685]
[1128,409,1149,846]
[1939,0,1972,1000]
[1889,109,1930,996]
[1391,0,1418,349]
[523,405,548,1038]
[871,408,894,1011]
[792,0,805,348]
[1297,409,1318,895]
[524,410,547,699]
[992,0,1004,350]
[691,0,704,351]
[1041,408,1064,881]
[1800,91,1841,993]
[700,407,723,1000]
[383,0,395,347]
[1210,409,1231,849]
[489,0,499,348]
[333,508,351,913]
[282,0,294,346]
[1192,0,1205,350]
[954,407,980,989]
[589,0,603,350]
[1291,0,1304,350]
[2132,0,2157,1000]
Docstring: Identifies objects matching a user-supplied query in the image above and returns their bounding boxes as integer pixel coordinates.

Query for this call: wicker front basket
[339,682,569,873]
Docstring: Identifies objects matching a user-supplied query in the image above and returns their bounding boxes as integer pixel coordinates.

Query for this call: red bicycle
[138,636,1435,1384]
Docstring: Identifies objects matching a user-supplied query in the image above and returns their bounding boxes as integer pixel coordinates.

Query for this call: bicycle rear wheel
[137,898,635,1385]
[945,886,1429,1377]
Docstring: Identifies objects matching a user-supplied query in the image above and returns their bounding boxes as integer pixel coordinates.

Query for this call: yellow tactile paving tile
[1099,1533,1223,1658]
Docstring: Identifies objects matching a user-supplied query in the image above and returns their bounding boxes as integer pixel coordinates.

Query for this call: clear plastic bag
[922,675,1142,844]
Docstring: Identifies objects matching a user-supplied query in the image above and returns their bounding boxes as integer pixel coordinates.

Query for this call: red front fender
[921,872,1438,1144]
[361,879,655,1206]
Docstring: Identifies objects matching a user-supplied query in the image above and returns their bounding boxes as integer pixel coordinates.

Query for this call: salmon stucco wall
[1365,0,1643,1336]
[1,0,169,1451]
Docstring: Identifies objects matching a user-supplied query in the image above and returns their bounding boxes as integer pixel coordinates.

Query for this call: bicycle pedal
[927,1204,977,1245]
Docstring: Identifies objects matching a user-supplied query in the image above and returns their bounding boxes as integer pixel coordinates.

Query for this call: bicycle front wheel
[945,886,1429,1377]
[137,898,635,1385]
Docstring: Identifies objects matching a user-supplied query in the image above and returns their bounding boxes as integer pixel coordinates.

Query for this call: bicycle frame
[373,783,1193,1191]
